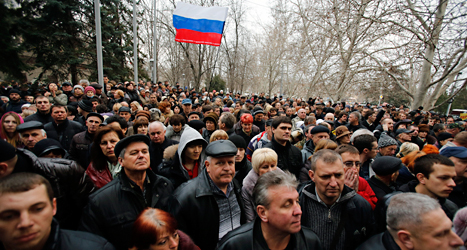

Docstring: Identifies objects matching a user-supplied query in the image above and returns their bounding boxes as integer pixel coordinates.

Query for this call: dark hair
[337,112,348,119]
[414,154,454,179]
[364,110,374,119]
[90,126,124,171]
[96,104,108,113]
[271,116,292,129]
[129,208,177,249]
[335,144,359,155]
[202,105,213,113]
[133,117,149,133]
[433,123,445,133]
[105,115,128,129]
[353,134,377,154]
[169,114,186,126]
[219,112,236,129]
[0,172,54,203]
[51,104,68,113]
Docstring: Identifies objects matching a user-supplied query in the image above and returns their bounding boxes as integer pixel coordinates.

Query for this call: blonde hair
[209,130,229,142]
[397,142,419,158]
[314,139,338,152]
[113,103,122,113]
[115,89,125,98]
[251,148,278,173]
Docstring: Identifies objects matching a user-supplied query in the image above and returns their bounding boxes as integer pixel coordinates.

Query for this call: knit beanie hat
[203,112,219,125]
[73,85,84,93]
[229,134,247,150]
[378,133,398,149]
[84,86,96,95]
[78,99,93,113]
[135,110,151,121]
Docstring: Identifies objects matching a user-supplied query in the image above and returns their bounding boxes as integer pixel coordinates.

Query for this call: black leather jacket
[14,149,95,230]
[169,169,246,250]
[264,137,303,179]
[44,119,85,151]
[356,231,401,250]
[79,170,174,250]
[217,218,323,250]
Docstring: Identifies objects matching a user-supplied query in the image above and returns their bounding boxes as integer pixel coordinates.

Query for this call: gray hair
[119,148,126,159]
[79,79,90,85]
[350,111,361,120]
[310,149,342,172]
[19,129,47,139]
[149,121,166,131]
[350,128,373,143]
[253,171,298,209]
[387,193,441,234]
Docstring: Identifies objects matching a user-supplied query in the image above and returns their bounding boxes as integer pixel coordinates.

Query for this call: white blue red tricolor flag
[173,2,228,47]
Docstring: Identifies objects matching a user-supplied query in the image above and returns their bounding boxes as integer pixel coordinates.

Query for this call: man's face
[399,132,412,142]
[0,185,56,250]
[149,123,166,144]
[380,145,397,156]
[62,85,72,92]
[103,76,109,84]
[385,119,394,131]
[341,152,361,173]
[126,84,134,91]
[91,101,99,110]
[150,95,157,103]
[420,164,456,198]
[410,126,419,137]
[9,93,20,102]
[182,104,191,114]
[262,186,302,235]
[447,118,455,125]
[449,156,467,180]
[51,107,67,123]
[447,128,461,137]
[298,110,306,119]
[35,98,51,114]
[241,122,253,133]
[311,132,330,145]
[349,114,357,124]
[20,129,47,149]
[235,148,245,163]
[367,141,379,159]
[286,108,293,116]
[183,144,203,162]
[273,123,292,143]
[407,208,463,250]
[86,116,101,134]
[310,159,345,204]
[119,142,150,171]
[255,113,264,121]
[26,96,34,103]
[206,156,235,188]
[368,113,377,123]
[188,114,199,122]
[118,111,131,122]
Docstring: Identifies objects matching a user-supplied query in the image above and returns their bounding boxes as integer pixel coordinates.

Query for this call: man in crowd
[0,172,116,250]
[217,171,322,250]
[301,126,330,163]
[300,149,374,250]
[218,112,236,135]
[148,121,179,171]
[44,105,84,151]
[23,95,54,124]
[1,89,28,113]
[246,119,273,161]
[69,112,104,169]
[346,111,365,133]
[357,193,463,250]
[353,134,379,179]
[366,156,402,200]
[16,121,48,150]
[376,134,398,158]
[169,140,246,250]
[292,108,307,130]
[79,135,174,250]
[264,116,304,179]
[440,146,467,208]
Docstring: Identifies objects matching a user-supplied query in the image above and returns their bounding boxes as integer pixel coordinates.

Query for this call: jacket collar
[302,181,356,207]
[195,169,214,197]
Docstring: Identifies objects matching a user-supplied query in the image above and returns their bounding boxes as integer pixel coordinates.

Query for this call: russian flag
[173,2,228,47]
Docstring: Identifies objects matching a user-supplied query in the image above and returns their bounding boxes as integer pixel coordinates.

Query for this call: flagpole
[133,0,138,85]
[94,0,104,87]
[152,0,157,83]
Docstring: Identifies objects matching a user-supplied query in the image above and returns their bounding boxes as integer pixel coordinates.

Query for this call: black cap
[90,83,102,89]
[16,121,44,133]
[372,156,403,176]
[118,106,131,113]
[187,120,205,130]
[33,139,66,157]
[229,135,247,150]
[395,129,414,137]
[86,112,104,122]
[438,132,454,141]
[114,134,150,159]
[265,119,273,127]
[0,140,16,162]
[205,140,238,157]
[62,82,72,86]
[310,126,330,134]
[9,89,21,95]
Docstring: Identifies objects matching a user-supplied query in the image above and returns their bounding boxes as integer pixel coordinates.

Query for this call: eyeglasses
[343,161,361,168]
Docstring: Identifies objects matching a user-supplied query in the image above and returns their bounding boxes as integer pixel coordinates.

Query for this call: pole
[152,0,157,83]
[133,0,138,84]
[280,64,284,96]
[94,0,104,87]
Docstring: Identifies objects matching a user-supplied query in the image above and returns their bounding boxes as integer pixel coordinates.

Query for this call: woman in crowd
[202,112,218,142]
[86,126,124,188]
[172,104,182,115]
[45,83,68,105]
[166,114,186,142]
[242,148,280,222]
[209,130,229,142]
[159,101,173,125]
[0,112,24,148]
[133,117,149,135]
[129,208,200,250]
[130,101,143,116]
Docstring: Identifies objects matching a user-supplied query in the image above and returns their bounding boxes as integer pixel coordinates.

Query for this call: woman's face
[49,83,57,91]
[100,132,120,158]
[106,84,111,92]
[258,161,277,176]
[206,120,216,131]
[74,88,83,95]
[173,124,182,133]
[114,92,119,99]
[174,106,181,114]
[86,91,94,97]
[137,125,148,135]
[3,115,18,133]
[165,107,171,114]
[419,131,427,139]
[131,103,137,111]
[148,230,180,250]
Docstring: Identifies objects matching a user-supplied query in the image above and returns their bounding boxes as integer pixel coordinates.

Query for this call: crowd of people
[0,77,467,250]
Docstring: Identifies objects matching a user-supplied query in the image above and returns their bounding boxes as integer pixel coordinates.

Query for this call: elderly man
[169,140,246,250]
[79,135,174,250]
[292,108,307,130]
[69,112,104,169]
[23,95,54,124]
[357,193,463,250]
[0,173,115,250]
[376,134,398,158]
[217,171,322,250]
[299,149,374,250]
[16,121,48,150]
[301,125,330,164]
[346,111,365,133]
[148,121,179,171]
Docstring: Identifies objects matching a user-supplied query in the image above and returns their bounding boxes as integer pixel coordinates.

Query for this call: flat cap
[118,106,131,113]
[33,138,66,157]
[440,146,467,159]
[114,134,150,158]
[205,140,238,158]
[16,121,44,133]
[90,83,103,89]
[310,125,330,135]
[395,129,414,137]
[372,156,403,176]
[86,112,104,122]
[187,120,205,130]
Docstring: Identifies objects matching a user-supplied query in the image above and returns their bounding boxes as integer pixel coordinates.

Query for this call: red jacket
[85,163,113,189]
[358,177,378,210]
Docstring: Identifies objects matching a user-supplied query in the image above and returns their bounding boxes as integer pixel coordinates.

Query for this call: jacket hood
[177,126,207,166]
